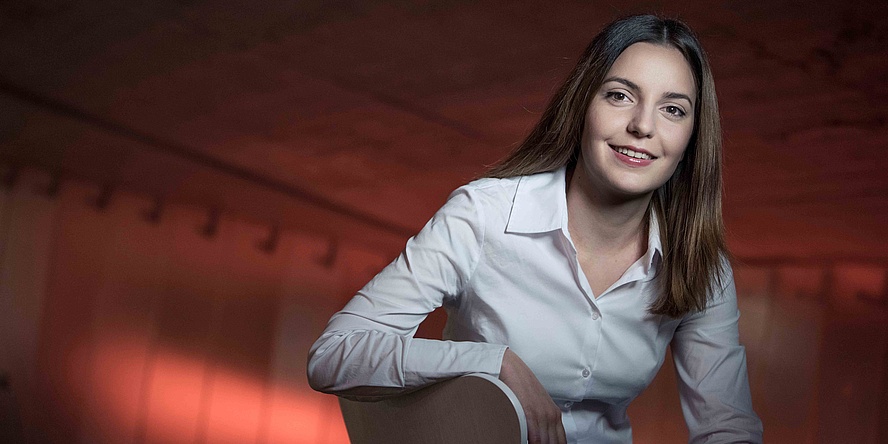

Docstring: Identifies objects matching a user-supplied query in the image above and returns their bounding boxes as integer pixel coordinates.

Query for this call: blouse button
[582,368,590,378]
[591,311,600,320]
[563,401,573,409]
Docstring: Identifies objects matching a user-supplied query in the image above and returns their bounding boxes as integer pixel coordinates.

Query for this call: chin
[607,177,661,198]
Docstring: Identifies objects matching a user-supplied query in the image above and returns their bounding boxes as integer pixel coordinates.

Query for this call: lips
[609,144,656,160]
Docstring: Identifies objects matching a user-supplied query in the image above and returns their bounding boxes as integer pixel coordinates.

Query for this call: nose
[627,107,655,139]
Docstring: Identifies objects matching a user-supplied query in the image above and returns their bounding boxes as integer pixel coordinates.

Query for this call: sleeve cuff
[405,338,508,385]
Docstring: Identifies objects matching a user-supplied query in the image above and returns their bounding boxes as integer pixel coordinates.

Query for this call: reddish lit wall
[1,167,887,443]
[0,168,388,443]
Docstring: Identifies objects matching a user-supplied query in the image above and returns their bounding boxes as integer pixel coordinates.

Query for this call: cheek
[665,124,694,156]
[583,115,601,143]
[584,105,620,142]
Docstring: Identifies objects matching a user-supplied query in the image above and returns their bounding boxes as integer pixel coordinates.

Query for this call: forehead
[606,42,696,99]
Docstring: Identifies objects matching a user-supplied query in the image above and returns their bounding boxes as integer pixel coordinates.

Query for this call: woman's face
[578,42,696,201]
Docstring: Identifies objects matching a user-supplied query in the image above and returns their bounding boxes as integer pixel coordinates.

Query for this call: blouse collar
[504,166,663,276]
[505,167,568,234]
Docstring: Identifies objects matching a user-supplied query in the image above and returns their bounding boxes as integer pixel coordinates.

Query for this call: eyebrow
[603,76,695,107]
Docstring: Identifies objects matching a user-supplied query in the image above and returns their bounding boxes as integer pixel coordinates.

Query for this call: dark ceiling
[1,0,886,260]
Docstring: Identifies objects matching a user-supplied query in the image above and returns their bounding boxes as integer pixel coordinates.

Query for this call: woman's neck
[565,164,651,256]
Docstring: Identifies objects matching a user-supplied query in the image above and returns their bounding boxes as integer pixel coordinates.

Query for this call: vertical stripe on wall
[34,180,111,443]
[0,169,58,443]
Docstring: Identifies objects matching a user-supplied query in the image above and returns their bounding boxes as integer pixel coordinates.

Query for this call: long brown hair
[486,14,727,317]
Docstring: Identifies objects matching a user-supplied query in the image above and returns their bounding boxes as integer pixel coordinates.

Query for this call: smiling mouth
[610,145,656,160]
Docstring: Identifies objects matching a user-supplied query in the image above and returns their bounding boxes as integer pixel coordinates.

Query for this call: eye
[663,105,686,118]
[605,91,631,103]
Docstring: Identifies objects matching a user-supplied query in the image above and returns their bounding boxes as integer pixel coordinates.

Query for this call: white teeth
[615,147,653,160]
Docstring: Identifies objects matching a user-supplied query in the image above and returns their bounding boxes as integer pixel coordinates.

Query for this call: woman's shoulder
[437,175,525,232]
[448,169,563,212]
[454,169,561,199]
[461,174,522,192]
[447,175,522,207]
[443,170,563,234]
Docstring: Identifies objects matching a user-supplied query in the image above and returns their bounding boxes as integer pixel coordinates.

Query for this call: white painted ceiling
[1,0,886,260]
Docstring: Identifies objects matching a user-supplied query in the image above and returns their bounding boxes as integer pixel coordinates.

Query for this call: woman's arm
[306,187,507,400]
[670,265,764,444]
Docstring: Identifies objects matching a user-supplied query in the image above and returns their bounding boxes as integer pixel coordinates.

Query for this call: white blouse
[307,167,763,443]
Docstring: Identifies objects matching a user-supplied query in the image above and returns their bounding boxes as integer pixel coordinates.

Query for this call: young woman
[308,14,763,444]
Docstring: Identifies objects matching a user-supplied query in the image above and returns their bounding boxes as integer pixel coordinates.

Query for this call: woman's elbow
[306,337,342,393]
[305,357,326,393]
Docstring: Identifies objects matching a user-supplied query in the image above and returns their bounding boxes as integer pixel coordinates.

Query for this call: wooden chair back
[339,373,527,444]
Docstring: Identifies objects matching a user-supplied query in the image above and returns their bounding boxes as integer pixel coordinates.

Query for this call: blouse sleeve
[670,265,764,443]
[306,186,508,400]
